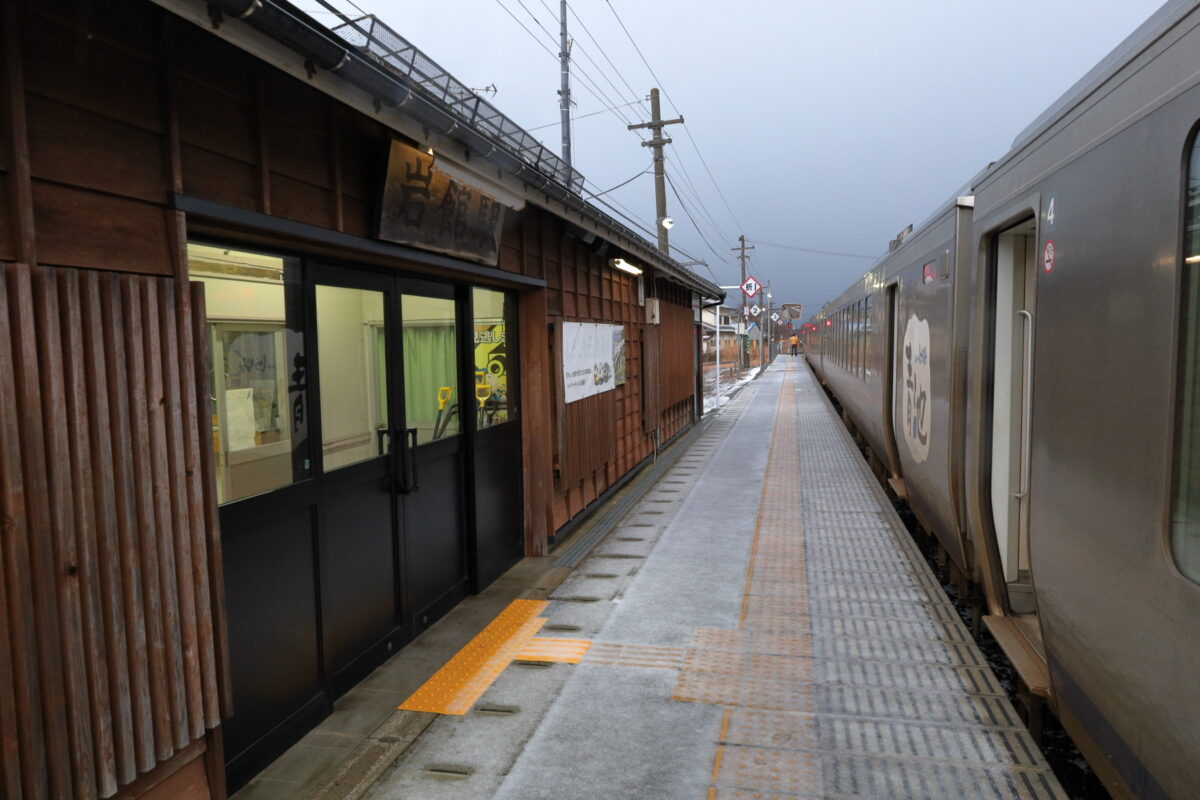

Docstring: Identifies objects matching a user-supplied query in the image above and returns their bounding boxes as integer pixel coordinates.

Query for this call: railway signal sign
[771,312,780,322]
[750,304,761,317]
[740,276,762,299]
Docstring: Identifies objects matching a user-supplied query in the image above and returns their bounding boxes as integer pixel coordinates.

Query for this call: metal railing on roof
[332,14,585,195]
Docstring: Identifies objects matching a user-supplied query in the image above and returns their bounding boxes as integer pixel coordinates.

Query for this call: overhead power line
[493,0,645,134]
[585,163,653,199]
[566,1,645,112]
[526,99,642,132]
[750,240,879,260]
[664,173,734,267]
[603,0,744,233]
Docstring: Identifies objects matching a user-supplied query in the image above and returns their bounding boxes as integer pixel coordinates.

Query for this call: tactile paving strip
[571,362,1065,799]
[398,599,590,715]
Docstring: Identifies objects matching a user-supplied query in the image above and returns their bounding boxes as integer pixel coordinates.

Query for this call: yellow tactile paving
[515,637,592,664]
[398,599,595,715]
[399,599,549,715]
[585,642,688,669]
[699,367,818,797]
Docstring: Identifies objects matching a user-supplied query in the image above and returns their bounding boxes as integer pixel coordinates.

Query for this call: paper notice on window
[225,387,258,451]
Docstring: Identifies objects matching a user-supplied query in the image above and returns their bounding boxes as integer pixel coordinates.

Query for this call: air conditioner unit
[645,298,660,325]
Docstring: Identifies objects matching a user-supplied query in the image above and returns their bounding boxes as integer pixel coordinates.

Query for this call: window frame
[1169,124,1200,584]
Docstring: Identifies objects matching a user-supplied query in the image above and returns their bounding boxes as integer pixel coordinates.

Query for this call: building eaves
[159,0,723,300]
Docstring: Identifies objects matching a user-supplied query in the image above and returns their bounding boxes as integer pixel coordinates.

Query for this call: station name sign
[379,139,509,265]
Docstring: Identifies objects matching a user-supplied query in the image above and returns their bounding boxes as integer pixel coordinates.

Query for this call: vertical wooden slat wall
[0,262,225,799]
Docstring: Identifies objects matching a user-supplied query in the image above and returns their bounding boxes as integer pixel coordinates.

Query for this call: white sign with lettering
[563,322,622,403]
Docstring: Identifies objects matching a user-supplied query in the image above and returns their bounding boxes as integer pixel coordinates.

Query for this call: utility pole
[762,281,772,369]
[731,235,754,366]
[628,88,683,254]
[558,0,572,166]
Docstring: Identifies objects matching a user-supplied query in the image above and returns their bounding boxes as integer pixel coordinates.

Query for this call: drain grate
[423,763,474,780]
[474,703,520,716]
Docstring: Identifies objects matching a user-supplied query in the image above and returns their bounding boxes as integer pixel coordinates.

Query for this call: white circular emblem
[901,314,931,463]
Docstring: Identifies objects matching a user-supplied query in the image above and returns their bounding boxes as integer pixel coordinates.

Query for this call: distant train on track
[803,2,1200,797]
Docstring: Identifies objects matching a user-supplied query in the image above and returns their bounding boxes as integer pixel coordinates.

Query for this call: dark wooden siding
[657,281,697,409]
[520,208,699,533]
[0,0,703,572]
[0,262,227,799]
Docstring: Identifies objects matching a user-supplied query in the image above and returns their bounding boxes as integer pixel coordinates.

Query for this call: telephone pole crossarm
[627,117,684,131]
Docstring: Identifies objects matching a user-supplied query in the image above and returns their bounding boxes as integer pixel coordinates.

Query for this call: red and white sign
[1043,240,1055,274]
[740,276,762,299]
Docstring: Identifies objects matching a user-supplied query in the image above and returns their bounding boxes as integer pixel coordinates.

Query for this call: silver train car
[804,2,1200,797]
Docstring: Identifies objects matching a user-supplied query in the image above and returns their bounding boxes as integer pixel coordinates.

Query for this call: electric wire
[493,0,643,134]
[525,99,642,132]
[585,187,714,275]
[501,0,644,133]
[536,0,643,124]
[663,164,735,260]
[584,163,653,199]
[665,153,733,247]
[664,173,735,267]
[501,0,739,269]
[750,240,879,260]
[566,2,646,109]
[603,0,744,232]
[561,0,745,247]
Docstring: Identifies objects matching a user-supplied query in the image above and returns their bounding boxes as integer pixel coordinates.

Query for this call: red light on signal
[825,319,832,327]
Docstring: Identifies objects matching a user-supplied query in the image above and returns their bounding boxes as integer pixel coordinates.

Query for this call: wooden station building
[0,0,723,797]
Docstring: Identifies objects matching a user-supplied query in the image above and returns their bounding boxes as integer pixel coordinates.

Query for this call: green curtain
[404,324,458,439]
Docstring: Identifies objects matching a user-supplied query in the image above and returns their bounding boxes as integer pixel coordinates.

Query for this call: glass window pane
[864,295,874,384]
[317,286,388,471]
[403,295,460,445]
[473,287,518,430]
[1172,133,1200,583]
[189,242,305,505]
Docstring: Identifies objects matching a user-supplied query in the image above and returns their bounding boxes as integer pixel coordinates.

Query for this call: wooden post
[519,289,551,555]
[3,3,36,267]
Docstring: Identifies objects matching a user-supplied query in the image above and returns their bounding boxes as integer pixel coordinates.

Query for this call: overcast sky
[298,0,1166,315]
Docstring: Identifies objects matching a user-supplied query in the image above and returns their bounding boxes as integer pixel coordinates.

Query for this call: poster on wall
[563,322,620,403]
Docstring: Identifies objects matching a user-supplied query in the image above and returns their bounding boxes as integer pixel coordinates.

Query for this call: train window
[841,308,847,367]
[851,302,858,374]
[1171,130,1200,583]
[858,299,865,378]
[864,295,874,384]
[854,300,862,377]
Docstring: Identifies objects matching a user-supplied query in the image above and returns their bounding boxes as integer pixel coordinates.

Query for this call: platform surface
[358,358,1066,800]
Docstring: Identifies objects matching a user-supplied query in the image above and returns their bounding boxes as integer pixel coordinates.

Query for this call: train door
[989,217,1038,613]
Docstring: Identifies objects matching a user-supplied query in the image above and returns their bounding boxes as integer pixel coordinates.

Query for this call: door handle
[1014,310,1033,500]
[405,427,420,493]
[376,427,392,456]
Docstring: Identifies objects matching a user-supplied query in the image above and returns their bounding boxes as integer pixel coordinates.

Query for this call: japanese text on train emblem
[902,315,931,463]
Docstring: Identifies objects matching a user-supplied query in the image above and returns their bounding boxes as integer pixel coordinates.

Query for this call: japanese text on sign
[379,139,508,265]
